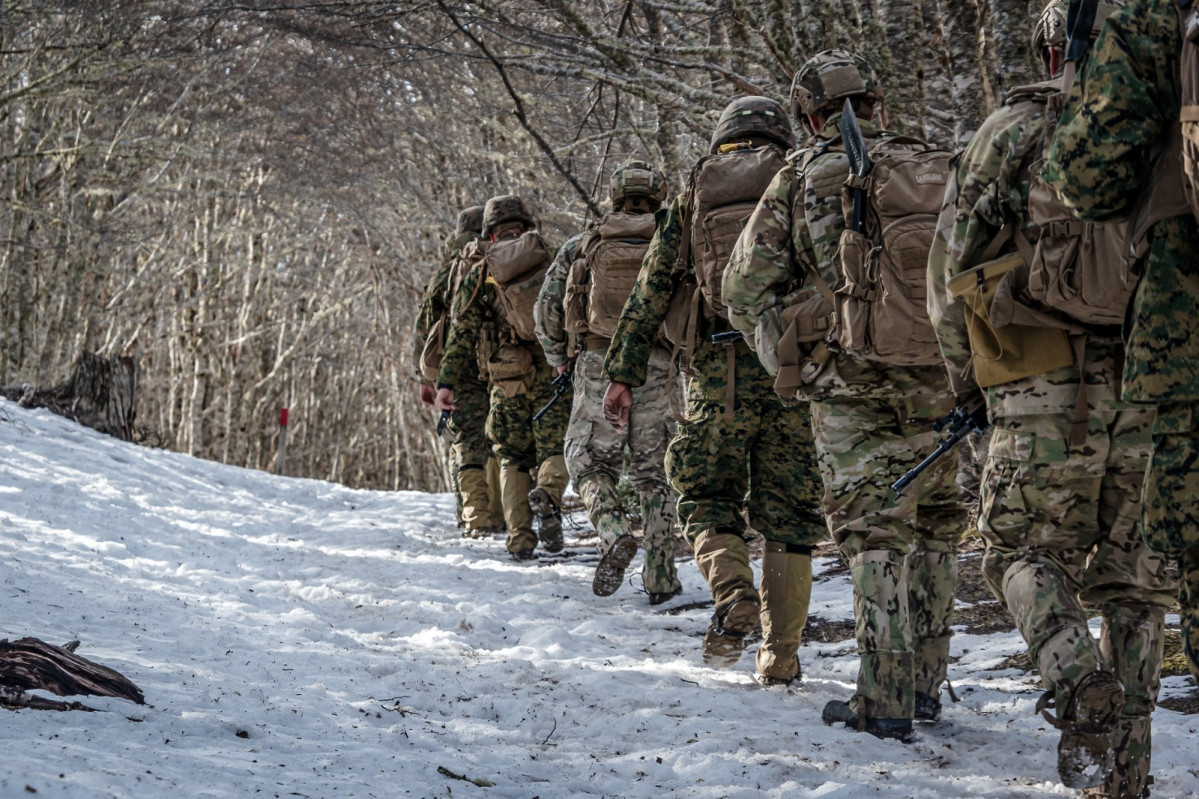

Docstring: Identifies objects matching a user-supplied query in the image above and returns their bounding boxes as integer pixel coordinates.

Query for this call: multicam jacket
[1043,0,1199,402]
[534,233,586,369]
[723,112,947,400]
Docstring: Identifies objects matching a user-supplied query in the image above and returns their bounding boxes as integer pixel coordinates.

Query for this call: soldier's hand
[419,383,436,406]
[434,387,456,412]
[603,381,632,432]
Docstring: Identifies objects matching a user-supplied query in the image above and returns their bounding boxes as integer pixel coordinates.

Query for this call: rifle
[436,409,451,437]
[532,368,573,422]
[841,97,873,234]
[891,395,988,495]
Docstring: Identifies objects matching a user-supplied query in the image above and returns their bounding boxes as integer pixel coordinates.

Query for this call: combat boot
[755,543,812,685]
[1037,670,1125,790]
[821,700,913,742]
[530,455,569,553]
[499,465,536,559]
[693,528,759,668]
[592,535,638,597]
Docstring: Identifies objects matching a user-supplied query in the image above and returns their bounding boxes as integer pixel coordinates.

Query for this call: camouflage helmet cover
[709,95,795,154]
[608,159,668,206]
[482,194,534,235]
[790,49,880,119]
[455,205,486,236]
[1032,0,1125,54]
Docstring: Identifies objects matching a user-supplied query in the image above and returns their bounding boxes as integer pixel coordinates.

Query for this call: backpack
[564,211,656,339]
[683,143,789,321]
[1015,80,1139,328]
[485,230,552,343]
[834,134,951,366]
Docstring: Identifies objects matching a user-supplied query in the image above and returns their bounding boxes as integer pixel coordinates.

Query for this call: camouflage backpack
[564,211,657,340]
[832,130,951,366]
[485,230,553,343]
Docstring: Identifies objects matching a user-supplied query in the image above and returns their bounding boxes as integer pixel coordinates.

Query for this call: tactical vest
[485,230,552,344]
[564,211,656,340]
[833,133,951,367]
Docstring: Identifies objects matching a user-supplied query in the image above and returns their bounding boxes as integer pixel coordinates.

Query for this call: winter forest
[1,1,1049,492]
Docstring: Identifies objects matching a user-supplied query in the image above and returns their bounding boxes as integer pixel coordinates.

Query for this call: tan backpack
[485,230,552,343]
[683,143,790,321]
[564,211,656,339]
[835,135,951,367]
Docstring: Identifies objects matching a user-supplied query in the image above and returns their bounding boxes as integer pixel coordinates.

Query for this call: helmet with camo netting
[790,49,881,120]
[709,96,795,154]
[455,205,486,236]
[1032,0,1126,63]
[608,159,668,207]
[482,194,535,235]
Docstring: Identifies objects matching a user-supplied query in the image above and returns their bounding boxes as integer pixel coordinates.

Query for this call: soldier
[414,205,504,537]
[928,3,1176,793]
[435,195,571,560]
[723,52,968,739]
[602,98,826,685]
[1044,0,1199,759]
[534,159,681,604]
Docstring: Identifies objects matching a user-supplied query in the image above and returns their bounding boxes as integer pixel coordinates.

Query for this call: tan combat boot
[693,528,759,668]
[529,454,569,553]
[458,464,499,538]
[755,543,812,686]
[500,465,536,559]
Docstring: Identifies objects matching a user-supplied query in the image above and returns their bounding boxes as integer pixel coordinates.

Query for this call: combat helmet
[455,205,486,237]
[790,50,880,120]
[608,159,668,208]
[482,194,535,236]
[1032,0,1125,69]
[709,96,795,154]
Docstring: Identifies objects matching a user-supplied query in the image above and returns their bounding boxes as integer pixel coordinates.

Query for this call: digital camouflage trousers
[1141,399,1199,683]
[565,347,679,594]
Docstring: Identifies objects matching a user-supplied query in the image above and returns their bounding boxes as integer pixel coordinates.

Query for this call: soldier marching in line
[602,97,826,685]
[436,196,571,561]
[724,52,968,738]
[928,3,1176,793]
[534,160,683,604]
[414,205,504,537]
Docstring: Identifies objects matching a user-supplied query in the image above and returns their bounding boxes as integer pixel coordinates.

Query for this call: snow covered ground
[1,398,1196,799]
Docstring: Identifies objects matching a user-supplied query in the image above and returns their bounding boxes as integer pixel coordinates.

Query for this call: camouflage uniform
[1043,0,1199,698]
[928,14,1176,787]
[603,187,826,682]
[536,221,681,599]
[723,77,967,729]
[414,210,503,535]
[438,199,571,559]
